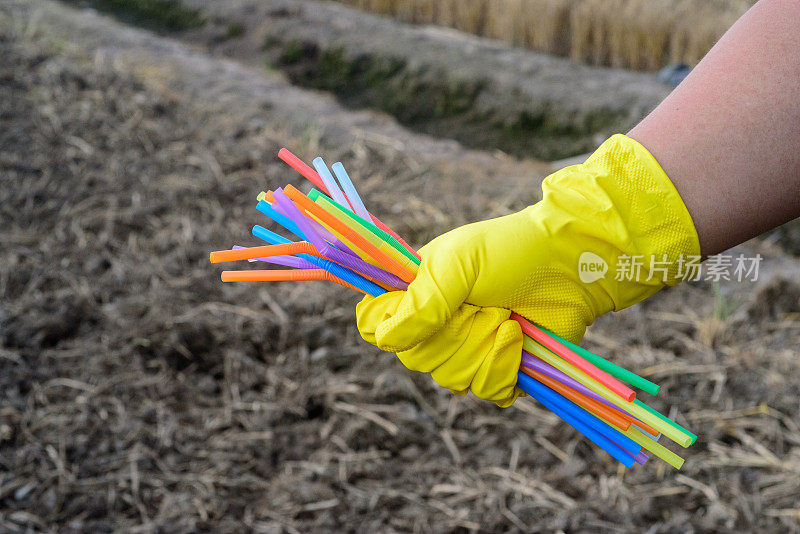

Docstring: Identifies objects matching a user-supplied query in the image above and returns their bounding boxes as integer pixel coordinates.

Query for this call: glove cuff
[542,134,701,312]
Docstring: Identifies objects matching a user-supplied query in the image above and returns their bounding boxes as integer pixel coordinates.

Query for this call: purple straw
[269,191,355,256]
[232,245,316,269]
[521,352,654,429]
[521,353,652,463]
[272,189,409,290]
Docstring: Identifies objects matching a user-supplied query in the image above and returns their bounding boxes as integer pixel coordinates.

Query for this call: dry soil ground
[1,1,800,532]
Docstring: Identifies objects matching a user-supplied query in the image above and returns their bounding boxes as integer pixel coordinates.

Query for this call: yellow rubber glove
[357,134,700,407]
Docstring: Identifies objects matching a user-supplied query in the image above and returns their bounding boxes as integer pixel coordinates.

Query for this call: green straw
[540,327,661,396]
[633,399,697,445]
[309,189,421,266]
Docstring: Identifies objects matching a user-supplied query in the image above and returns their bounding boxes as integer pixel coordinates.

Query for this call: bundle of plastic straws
[209,148,697,469]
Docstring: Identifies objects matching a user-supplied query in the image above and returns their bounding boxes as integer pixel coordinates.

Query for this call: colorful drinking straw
[312,194,420,274]
[516,372,637,467]
[331,162,371,220]
[313,157,351,208]
[523,337,694,448]
[232,245,316,270]
[211,243,387,297]
[309,190,421,266]
[538,325,661,396]
[520,353,660,437]
[284,185,417,283]
[521,367,631,431]
[277,148,421,260]
[249,226,398,293]
[271,188,408,289]
[513,314,636,402]
[211,147,697,469]
[221,269,360,291]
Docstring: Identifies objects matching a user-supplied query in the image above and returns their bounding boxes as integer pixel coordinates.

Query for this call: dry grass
[337,0,755,70]
[3,1,800,531]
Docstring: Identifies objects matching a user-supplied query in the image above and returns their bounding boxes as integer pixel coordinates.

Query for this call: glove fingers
[356,291,404,346]
[467,318,524,406]
[393,305,523,406]
[395,302,482,373]
[371,254,474,352]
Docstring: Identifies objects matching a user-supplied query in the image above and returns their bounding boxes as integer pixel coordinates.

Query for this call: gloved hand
[357,134,700,407]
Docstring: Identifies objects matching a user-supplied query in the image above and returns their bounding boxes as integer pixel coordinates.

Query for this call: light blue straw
[331,162,371,220]
[313,157,350,209]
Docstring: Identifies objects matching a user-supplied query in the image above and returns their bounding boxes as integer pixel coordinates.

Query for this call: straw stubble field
[338,0,756,71]
[1,0,800,532]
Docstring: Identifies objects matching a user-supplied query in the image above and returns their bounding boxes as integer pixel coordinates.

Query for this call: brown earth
[1,1,800,532]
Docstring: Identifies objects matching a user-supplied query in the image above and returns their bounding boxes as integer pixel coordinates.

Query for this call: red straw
[512,313,637,402]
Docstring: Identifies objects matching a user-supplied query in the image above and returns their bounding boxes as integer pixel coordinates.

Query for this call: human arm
[629,0,800,255]
[357,0,800,406]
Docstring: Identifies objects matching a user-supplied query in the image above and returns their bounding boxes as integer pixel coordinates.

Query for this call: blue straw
[256,200,307,241]
[331,162,371,220]
[251,225,386,298]
[517,372,637,467]
[252,224,292,245]
[529,372,641,457]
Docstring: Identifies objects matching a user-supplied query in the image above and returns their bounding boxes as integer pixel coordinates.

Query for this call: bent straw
[221,269,366,293]
[331,162,371,219]
[253,209,401,292]
[512,314,636,402]
[284,185,416,283]
[232,245,316,270]
[622,426,685,469]
[278,148,421,260]
[310,189,421,266]
[210,243,319,263]
[251,225,399,292]
[540,326,661,396]
[517,372,637,467]
[520,367,630,431]
[259,197,352,254]
[523,337,694,448]
[633,400,697,445]
[521,353,659,437]
[211,243,386,296]
[272,189,409,289]
[313,194,420,274]
[313,157,350,208]
[256,200,308,241]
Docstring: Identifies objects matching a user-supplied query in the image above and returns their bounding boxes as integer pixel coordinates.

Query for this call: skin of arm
[628,0,800,256]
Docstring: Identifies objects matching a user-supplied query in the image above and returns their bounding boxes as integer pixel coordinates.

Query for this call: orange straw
[278,148,421,260]
[284,185,416,283]
[221,269,366,293]
[210,243,319,263]
[512,313,636,403]
[520,367,630,431]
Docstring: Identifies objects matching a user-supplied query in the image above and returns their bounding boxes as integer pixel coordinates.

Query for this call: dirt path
[1,1,799,532]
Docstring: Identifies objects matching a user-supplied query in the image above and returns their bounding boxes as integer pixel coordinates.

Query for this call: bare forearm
[629,0,800,255]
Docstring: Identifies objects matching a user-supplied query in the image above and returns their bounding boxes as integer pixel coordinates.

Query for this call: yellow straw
[315,196,419,275]
[307,213,385,267]
[623,427,685,469]
[523,338,693,447]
